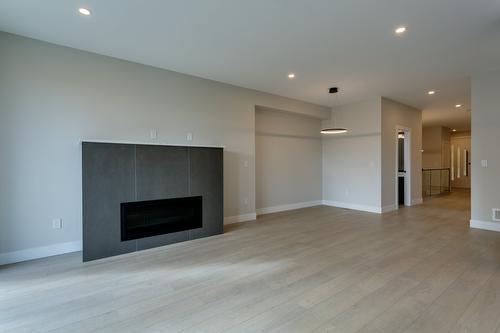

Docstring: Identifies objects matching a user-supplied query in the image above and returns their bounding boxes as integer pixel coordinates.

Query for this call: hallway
[421,188,471,222]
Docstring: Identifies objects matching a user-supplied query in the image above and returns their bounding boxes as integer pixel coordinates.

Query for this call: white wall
[0,32,329,258]
[0,31,430,262]
[255,108,322,213]
[442,128,451,169]
[422,127,442,168]
[422,126,451,169]
[422,127,443,168]
[471,69,500,231]
[322,98,382,212]
[381,98,422,208]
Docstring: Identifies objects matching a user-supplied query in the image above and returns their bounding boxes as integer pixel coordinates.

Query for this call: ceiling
[1,0,500,131]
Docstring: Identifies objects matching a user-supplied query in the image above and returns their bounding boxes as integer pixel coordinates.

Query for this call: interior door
[451,135,471,189]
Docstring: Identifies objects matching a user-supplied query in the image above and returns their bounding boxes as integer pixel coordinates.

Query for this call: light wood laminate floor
[2,190,500,333]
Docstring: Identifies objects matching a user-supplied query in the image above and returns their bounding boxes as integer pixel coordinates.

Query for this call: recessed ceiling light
[455,104,462,108]
[288,73,295,79]
[452,129,457,132]
[78,7,91,16]
[428,90,436,95]
[395,26,407,34]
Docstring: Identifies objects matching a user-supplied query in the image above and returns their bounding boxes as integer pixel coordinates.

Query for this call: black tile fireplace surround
[82,142,223,262]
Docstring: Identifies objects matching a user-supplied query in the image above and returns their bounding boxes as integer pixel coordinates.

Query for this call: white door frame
[395,125,412,208]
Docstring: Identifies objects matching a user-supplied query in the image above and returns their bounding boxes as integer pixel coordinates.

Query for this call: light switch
[187,132,193,141]
[243,160,249,168]
[481,160,488,168]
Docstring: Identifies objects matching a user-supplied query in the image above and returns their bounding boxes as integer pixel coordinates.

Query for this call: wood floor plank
[452,266,500,333]
[402,256,499,333]
[1,189,499,333]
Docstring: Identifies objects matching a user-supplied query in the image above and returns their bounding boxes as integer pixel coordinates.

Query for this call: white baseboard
[470,220,500,232]
[381,204,398,213]
[224,213,257,225]
[256,201,322,216]
[0,195,429,265]
[0,240,82,266]
[1,213,257,264]
[322,200,382,214]
[411,197,423,205]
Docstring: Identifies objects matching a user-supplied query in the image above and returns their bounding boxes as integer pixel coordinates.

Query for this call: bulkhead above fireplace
[82,142,223,262]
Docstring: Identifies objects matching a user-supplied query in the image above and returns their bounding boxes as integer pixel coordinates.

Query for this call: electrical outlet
[244,197,249,205]
[52,218,63,229]
[187,132,193,141]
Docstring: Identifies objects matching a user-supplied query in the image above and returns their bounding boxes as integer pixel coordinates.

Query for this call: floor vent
[493,208,500,222]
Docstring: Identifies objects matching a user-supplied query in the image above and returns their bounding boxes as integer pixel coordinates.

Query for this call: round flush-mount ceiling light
[455,104,462,108]
[321,128,348,134]
[395,26,407,35]
[288,73,295,79]
[78,7,91,16]
[428,90,436,95]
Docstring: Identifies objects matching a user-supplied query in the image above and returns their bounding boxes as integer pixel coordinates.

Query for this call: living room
[1,1,500,332]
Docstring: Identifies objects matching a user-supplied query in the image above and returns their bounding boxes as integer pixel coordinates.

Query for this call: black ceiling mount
[329,87,338,94]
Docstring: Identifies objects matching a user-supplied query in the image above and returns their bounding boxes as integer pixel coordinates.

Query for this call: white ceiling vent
[492,208,500,222]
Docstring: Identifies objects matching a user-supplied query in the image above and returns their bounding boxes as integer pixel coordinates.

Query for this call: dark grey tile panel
[137,230,189,251]
[83,143,224,261]
[82,142,136,262]
[188,147,224,239]
[135,145,190,250]
[135,145,189,201]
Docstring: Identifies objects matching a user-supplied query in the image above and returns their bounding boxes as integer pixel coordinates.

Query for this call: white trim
[395,125,412,209]
[451,144,454,181]
[81,140,225,149]
[470,220,500,233]
[224,213,257,225]
[256,201,322,215]
[382,199,421,213]
[411,197,423,205]
[0,241,82,266]
[381,204,398,213]
[322,200,382,214]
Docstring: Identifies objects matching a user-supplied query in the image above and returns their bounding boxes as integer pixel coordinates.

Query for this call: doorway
[450,133,471,189]
[396,127,411,207]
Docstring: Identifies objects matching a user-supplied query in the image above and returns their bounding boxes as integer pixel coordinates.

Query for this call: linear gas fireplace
[82,142,223,262]
[121,196,202,241]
